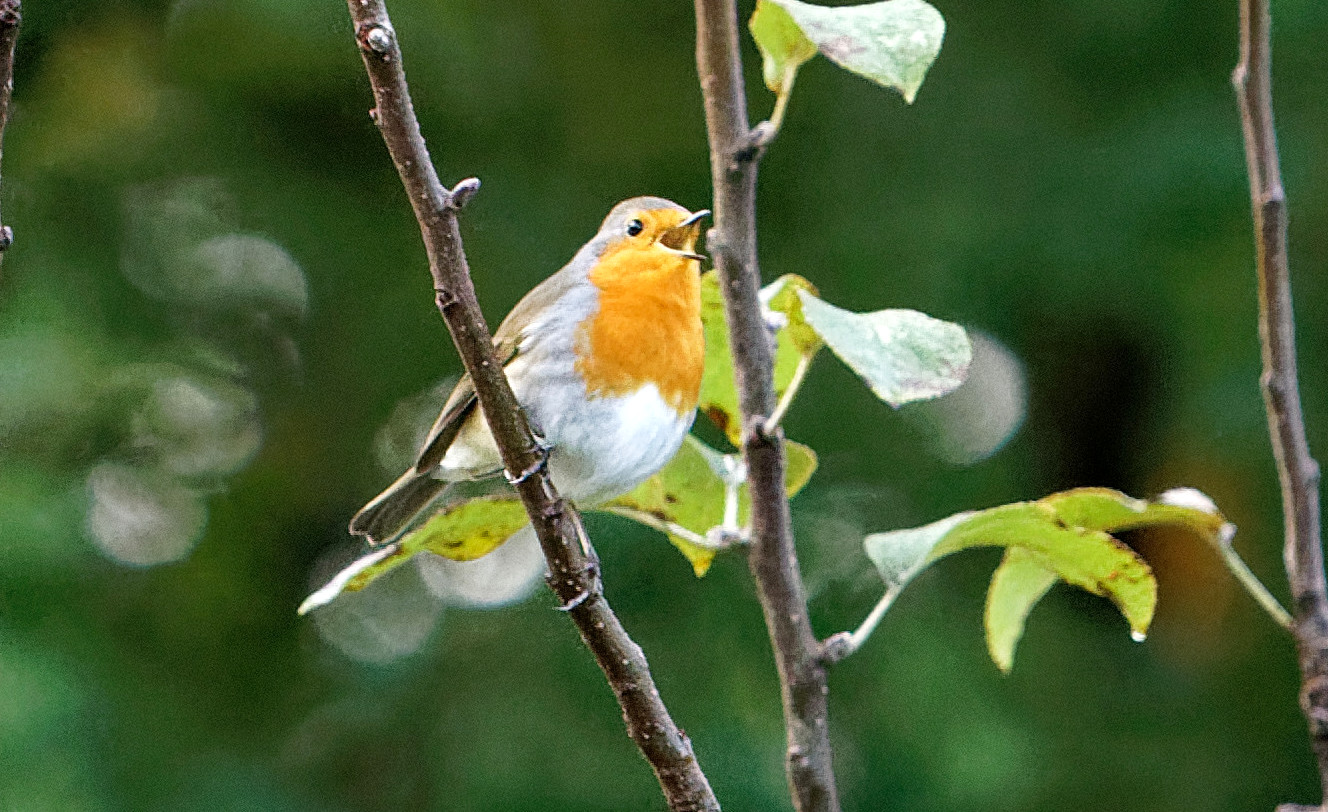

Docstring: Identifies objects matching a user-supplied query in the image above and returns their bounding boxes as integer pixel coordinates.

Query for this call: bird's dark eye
[626,219,644,237]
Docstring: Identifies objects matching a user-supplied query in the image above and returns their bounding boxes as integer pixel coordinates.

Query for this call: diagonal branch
[0,0,21,261]
[343,3,718,809]
[1232,0,1328,806]
[693,1,839,810]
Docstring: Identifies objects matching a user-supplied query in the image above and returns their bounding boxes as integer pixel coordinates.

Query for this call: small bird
[350,197,709,545]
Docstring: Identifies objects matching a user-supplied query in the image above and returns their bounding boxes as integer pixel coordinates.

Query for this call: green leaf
[299,496,531,614]
[985,549,1058,674]
[862,487,1252,671]
[750,0,818,95]
[699,271,821,444]
[607,435,817,576]
[756,0,945,104]
[796,289,970,408]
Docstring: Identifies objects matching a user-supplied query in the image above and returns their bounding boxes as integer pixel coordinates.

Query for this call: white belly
[437,357,694,506]
[539,383,694,505]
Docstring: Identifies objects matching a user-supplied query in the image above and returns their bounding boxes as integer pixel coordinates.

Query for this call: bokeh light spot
[309,546,443,664]
[132,374,262,478]
[417,525,546,609]
[84,462,207,566]
[912,331,1027,465]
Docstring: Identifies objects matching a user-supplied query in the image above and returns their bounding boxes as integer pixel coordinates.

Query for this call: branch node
[748,121,777,151]
[556,587,592,612]
[818,632,853,666]
[743,413,780,446]
[729,129,768,169]
[359,23,394,56]
[447,177,481,210]
[504,444,549,486]
[434,286,458,311]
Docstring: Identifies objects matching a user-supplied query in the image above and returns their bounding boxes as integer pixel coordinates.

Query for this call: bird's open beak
[659,209,710,262]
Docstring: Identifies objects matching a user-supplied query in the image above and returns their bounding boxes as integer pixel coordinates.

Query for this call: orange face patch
[574,209,705,414]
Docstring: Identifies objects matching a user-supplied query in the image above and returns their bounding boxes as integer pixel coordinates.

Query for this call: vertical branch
[0,0,21,259]
[343,3,718,809]
[1233,0,1328,806]
[693,1,840,810]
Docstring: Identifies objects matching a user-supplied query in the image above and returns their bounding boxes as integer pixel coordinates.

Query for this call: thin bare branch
[1233,0,1328,803]
[0,0,20,259]
[343,3,717,808]
[693,1,839,809]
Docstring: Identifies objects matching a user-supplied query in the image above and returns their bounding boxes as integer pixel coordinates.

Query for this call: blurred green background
[2,0,1326,809]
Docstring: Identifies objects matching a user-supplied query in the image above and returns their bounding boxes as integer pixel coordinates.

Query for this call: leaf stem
[762,68,797,140]
[765,354,811,434]
[601,506,715,549]
[1218,539,1294,630]
[343,4,717,808]
[822,583,904,665]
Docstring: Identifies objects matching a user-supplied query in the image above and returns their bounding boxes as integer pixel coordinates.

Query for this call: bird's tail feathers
[349,469,450,546]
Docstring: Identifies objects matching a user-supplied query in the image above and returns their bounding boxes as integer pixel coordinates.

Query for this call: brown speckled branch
[0,0,20,259]
[1232,0,1328,808]
[343,3,718,808]
[693,1,839,810]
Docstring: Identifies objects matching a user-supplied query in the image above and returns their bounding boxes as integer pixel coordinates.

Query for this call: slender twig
[0,0,21,260]
[343,4,717,809]
[693,2,839,810]
[1233,0,1328,805]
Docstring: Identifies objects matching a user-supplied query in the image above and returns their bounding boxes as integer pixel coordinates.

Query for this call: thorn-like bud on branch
[361,23,393,56]
[448,177,481,209]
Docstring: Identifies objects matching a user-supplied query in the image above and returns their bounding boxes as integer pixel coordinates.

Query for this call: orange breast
[574,244,704,416]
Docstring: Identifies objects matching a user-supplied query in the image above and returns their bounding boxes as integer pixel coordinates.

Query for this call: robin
[350,197,709,545]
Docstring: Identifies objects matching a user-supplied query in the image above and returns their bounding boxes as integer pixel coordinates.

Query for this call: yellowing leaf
[764,273,822,356]
[399,496,532,564]
[607,436,818,576]
[299,496,531,613]
[750,0,818,94]
[699,271,821,445]
[859,486,1292,671]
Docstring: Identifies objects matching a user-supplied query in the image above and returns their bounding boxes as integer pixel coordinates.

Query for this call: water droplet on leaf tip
[1130,630,1147,643]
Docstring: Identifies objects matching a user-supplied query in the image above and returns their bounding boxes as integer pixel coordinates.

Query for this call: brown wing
[411,265,579,473]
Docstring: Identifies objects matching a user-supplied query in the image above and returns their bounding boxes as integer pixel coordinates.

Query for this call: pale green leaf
[760,0,945,103]
[796,289,970,408]
[750,0,818,94]
[985,549,1059,674]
